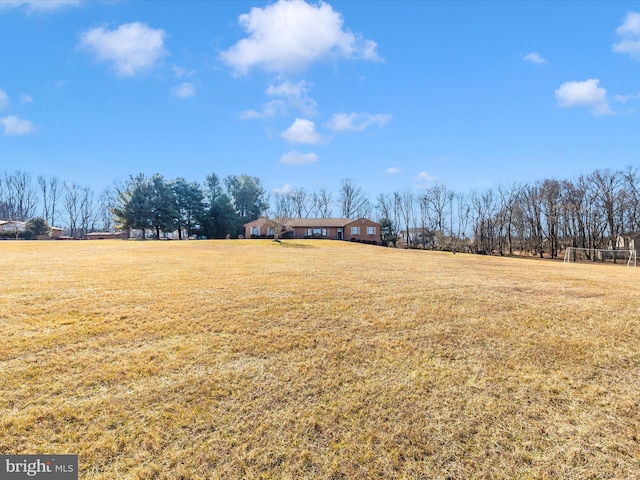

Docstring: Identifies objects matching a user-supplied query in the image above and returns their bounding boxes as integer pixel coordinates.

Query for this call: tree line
[1,167,639,257]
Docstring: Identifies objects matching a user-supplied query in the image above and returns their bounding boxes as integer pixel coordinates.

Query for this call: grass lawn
[1,240,639,479]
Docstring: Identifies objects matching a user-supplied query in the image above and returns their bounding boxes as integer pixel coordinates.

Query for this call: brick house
[244,217,381,243]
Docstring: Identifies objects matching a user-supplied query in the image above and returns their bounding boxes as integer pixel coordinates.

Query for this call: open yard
[1,240,639,479]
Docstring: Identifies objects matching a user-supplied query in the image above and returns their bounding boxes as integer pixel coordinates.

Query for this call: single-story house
[0,220,62,239]
[244,217,381,242]
[86,232,127,240]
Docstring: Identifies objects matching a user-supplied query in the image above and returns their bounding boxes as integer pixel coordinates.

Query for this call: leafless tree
[290,188,311,218]
[64,183,96,238]
[339,178,370,219]
[1,171,38,221]
[37,175,62,226]
[311,187,333,218]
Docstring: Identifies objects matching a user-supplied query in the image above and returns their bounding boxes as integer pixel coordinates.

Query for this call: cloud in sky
[280,150,319,166]
[272,183,293,194]
[326,112,391,132]
[0,89,8,110]
[220,0,380,75]
[79,22,168,77]
[242,80,317,119]
[240,100,286,120]
[417,171,437,182]
[266,80,317,116]
[523,51,546,64]
[386,167,400,174]
[555,79,612,115]
[280,118,325,144]
[21,94,32,104]
[613,11,640,59]
[0,0,82,13]
[171,82,195,99]
[0,115,34,136]
[614,91,640,103]
[171,63,195,79]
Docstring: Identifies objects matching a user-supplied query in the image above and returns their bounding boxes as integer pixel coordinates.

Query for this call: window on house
[367,226,376,235]
[268,227,274,236]
[251,226,259,236]
[351,226,360,235]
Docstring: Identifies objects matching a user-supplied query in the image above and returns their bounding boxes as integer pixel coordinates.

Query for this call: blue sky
[1,0,639,199]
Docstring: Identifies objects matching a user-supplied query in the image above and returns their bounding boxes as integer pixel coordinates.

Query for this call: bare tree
[290,188,311,218]
[339,178,370,219]
[311,187,333,218]
[38,175,62,226]
[1,171,38,221]
[497,183,521,256]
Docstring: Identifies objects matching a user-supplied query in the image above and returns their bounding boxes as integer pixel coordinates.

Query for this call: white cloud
[220,0,381,75]
[614,92,640,103]
[280,150,319,166]
[0,0,82,13]
[555,79,612,115]
[79,22,168,77]
[242,80,317,120]
[0,89,8,110]
[613,11,640,59]
[417,171,437,182]
[171,63,196,79]
[326,112,391,132]
[386,167,400,174]
[272,183,293,194]
[21,94,32,104]
[266,80,317,116]
[240,100,287,120]
[171,82,195,99]
[523,51,546,64]
[0,115,34,135]
[280,118,326,144]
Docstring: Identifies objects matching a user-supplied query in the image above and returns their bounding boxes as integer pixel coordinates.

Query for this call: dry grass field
[1,240,639,479]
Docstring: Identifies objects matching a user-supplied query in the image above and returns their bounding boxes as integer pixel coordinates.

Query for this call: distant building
[86,232,127,240]
[0,220,62,239]
[244,217,381,243]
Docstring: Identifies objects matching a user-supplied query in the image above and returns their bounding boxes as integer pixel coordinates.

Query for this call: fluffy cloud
[79,22,168,76]
[0,89,8,110]
[0,115,34,135]
[614,92,640,103]
[266,80,317,116]
[523,51,546,64]
[555,79,612,115]
[280,150,319,166]
[326,112,391,132]
[417,171,437,182]
[171,63,195,79]
[0,0,82,13]
[386,167,400,174]
[220,0,380,75]
[240,100,286,120]
[280,118,325,144]
[272,183,293,194]
[242,80,317,119]
[171,82,195,99]
[613,11,640,59]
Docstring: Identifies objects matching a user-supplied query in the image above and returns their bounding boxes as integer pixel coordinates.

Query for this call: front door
[337,228,343,240]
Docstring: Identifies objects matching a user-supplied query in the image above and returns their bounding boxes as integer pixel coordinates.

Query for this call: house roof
[245,217,380,228]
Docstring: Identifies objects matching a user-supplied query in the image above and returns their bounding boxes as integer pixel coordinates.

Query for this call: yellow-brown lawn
[1,240,639,479]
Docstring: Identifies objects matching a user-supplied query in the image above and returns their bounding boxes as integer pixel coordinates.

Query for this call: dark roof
[245,217,380,228]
